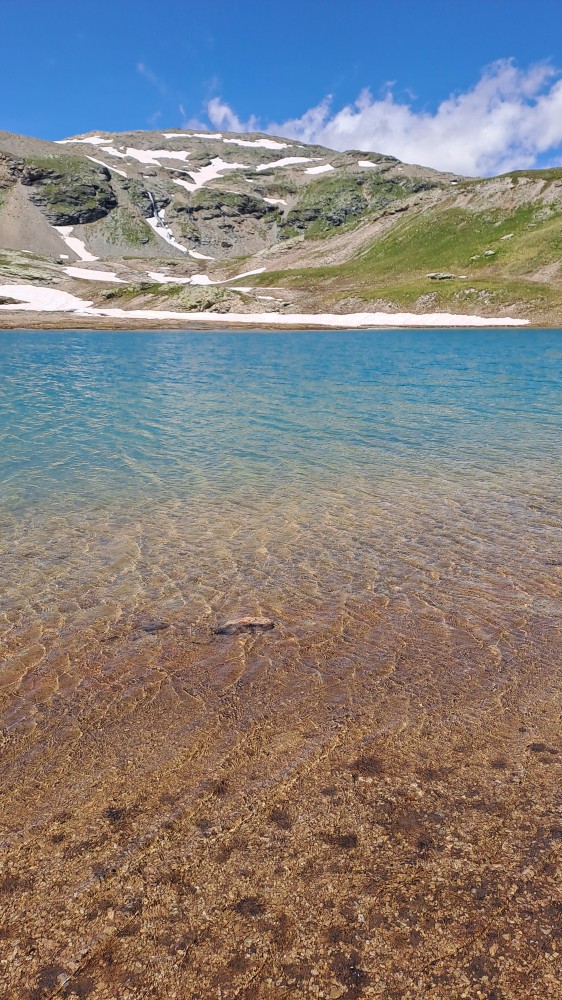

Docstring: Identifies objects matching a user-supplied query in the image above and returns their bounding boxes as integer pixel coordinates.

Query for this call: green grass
[24,154,97,175]
[253,200,562,288]
[247,196,562,320]
[101,207,155,248]
[356,203,551,277]
[503,167,562,182]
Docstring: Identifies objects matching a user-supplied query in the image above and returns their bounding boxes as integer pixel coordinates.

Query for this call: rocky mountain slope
[1,127,561,324]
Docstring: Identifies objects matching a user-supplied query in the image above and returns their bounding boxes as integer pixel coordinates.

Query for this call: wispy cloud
[204,60,562,176]
[136,62,167,96]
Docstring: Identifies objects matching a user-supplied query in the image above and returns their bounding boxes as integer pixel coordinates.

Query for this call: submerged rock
[214,616,275,636]
[140,620,171,634]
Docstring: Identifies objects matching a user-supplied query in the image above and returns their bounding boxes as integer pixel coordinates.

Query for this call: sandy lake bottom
[0,329,560,998]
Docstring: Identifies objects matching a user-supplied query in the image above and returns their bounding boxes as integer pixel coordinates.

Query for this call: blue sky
[3,0,562,174]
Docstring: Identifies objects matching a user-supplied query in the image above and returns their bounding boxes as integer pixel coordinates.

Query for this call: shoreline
[0,283,532,330]
[0,312,537,332]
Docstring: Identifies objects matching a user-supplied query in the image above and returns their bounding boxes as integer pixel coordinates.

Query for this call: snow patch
[358,160,379,168]
[173,156,250,192]
[189,274,214,286]
[0,284,93,312]
[263,197,288,206]
[56,136,111,146]
[147,266,266,287]
[107,147,192,166]
[305,163,334,175]
[256,157,320,172]
[100,146,127,159]
[188,249,215,260]
[224,267,266,282]
[147,271,193,285]
[86,155,127,178]
[224,137,288,150]
[55,226,98,262]
[63,266,124,283]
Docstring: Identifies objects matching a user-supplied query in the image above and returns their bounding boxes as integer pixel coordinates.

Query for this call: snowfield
[0,284,529,328]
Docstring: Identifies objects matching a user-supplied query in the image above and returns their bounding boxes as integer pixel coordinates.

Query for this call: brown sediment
[0,585,560,999]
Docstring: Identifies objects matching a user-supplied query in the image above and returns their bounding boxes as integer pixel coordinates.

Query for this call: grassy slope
[249,179,562,320]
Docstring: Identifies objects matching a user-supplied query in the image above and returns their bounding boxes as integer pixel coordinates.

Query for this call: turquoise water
[0,329,560,731]
[1,329,560,508]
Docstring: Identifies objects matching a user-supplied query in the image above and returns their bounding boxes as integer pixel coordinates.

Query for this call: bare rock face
[16,156,117,225]
[214,616,275,636]
[0,153,18,188]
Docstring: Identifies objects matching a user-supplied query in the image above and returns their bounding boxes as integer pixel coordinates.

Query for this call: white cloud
[206,60,562,176]
[206,97,258,134]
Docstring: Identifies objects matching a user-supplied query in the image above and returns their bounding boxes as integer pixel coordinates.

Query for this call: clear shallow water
[0,329,560,732]
[1,329,561,1000]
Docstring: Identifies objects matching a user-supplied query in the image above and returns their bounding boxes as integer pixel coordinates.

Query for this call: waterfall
[145,191,188,254]
[147,190,161,226]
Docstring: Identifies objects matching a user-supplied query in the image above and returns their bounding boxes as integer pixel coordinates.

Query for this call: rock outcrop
[14,155,118,225]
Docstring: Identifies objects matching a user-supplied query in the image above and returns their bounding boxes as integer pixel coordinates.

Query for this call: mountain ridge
[1,127,561,325]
